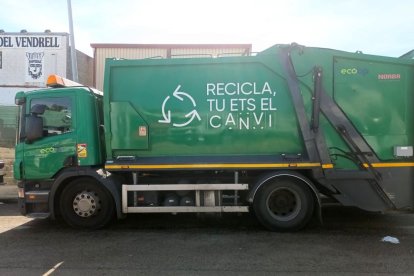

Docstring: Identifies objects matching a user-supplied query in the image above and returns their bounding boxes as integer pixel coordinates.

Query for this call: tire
[253,177,315,232]
[59,177,115,229]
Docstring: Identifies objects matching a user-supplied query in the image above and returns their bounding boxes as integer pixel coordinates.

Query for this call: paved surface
[0,200,414,275]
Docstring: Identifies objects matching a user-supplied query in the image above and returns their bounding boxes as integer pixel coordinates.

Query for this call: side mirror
[25,115,43,143]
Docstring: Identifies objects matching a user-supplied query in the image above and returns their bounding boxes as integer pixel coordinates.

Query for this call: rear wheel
[59,178,114,229]
[253,177,315,231]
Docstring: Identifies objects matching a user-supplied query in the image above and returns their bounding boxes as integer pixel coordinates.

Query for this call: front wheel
[253,177,315,232]
[59,178,115,229]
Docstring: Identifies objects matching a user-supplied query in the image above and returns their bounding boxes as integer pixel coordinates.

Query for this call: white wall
[0,87,37,105]
[0,32,69,104]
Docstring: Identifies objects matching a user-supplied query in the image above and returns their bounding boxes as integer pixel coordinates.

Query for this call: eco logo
[159,85,201,127]
[26,52,44,81]
[339,67,368,76]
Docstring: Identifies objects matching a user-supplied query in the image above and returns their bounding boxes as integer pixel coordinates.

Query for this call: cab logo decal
[77,144,87,158]
[40,147,56,155]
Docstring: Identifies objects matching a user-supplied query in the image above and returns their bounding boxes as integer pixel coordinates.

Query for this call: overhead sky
[0,0,413,57]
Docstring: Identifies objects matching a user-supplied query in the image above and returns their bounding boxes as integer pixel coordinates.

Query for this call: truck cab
[14,75,104,217]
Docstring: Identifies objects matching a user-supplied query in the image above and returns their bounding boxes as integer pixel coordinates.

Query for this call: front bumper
[18,181,51,218]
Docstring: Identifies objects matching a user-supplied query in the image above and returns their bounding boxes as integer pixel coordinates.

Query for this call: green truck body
[14,44,414,231]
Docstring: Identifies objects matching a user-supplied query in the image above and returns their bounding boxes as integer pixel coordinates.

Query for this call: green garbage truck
[14,43,414,231]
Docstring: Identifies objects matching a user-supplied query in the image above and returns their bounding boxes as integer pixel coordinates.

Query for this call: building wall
[0,31,93,105]
[0,87,31,105]
[171,47,249,58]
[76,50,94,87]
[66,48,94,87]
[91,44,252,91]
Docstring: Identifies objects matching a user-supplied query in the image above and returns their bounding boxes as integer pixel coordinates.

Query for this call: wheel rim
[266,187,301,221]
[72,190,101,218]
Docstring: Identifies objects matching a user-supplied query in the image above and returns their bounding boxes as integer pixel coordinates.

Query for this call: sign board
[0,33,68,86]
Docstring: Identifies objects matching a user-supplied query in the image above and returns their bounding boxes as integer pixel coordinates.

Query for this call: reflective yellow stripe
[363,163,414,168]
[105,162,414,170]
[105,162,322,170]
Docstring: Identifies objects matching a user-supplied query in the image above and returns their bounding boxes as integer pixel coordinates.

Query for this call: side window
[30,97,72,136]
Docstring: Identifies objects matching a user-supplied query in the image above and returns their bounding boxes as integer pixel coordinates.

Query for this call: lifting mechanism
[279,44,395,211]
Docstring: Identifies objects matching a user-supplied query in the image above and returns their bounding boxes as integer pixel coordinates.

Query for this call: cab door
[23,95,77,180]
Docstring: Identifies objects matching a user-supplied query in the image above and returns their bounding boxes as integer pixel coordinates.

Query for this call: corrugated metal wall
[93,45,251,91]
[171,48,248,58]
[94,48,167,91]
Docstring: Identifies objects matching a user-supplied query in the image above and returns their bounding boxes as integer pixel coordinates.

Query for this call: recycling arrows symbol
[159,85,201,127]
